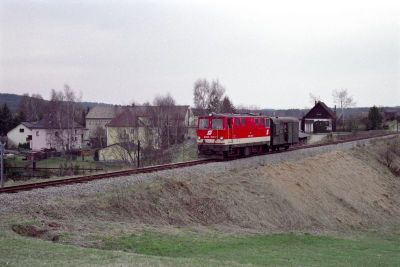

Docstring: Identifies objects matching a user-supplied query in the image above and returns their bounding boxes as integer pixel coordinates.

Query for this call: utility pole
[0,142,5,188]
[137,140,140,168]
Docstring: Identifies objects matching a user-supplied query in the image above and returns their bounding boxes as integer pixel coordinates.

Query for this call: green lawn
[0,226,238,267]
[2,222,400,267]
[101,231,400,267]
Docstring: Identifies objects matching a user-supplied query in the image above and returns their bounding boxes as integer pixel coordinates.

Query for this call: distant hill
[0,93,113,113]
[1,92,399,116]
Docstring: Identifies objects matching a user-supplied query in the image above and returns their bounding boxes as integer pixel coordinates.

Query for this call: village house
[98,105,190,162]
[85,105,125,138]
[301,101,337,133]
[7,117,87,151]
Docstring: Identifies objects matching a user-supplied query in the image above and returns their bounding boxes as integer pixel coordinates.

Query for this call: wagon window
[235,118,240,126]
[198,118,209,129]
[255,118,259,125]
[241,118,246,125]
[212,118,223,130]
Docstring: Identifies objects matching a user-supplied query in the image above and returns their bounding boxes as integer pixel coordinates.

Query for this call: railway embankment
[0,134,399,237]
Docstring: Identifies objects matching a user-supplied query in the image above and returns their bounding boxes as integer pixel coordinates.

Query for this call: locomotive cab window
[265,119,270,127]
[235,118,240,126]
[198,118,209,129]
[255,118,259,125]
[241,118,246,125]
[212,118,223,130]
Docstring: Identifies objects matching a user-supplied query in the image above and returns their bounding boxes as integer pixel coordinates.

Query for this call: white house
[6,122,34,148]
[7,118,87,151]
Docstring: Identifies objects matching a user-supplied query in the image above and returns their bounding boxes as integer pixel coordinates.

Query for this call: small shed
[301,101,336,133]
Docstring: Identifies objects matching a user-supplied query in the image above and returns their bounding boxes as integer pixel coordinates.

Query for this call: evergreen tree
[219,96,236,113]
[0,104,13,135]
[367,105,382,130]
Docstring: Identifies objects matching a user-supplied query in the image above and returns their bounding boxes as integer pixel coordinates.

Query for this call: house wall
[31,128,86,151]
[86,118,112,138]
[6,124,32,148]
[107,127,138,146]
[107,126,159,148]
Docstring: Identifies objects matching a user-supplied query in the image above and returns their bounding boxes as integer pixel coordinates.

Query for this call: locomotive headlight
[219,136,224,140]
[198,136,201,140]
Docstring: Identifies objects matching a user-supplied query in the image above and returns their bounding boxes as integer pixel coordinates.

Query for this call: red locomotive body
[197,113,271,157]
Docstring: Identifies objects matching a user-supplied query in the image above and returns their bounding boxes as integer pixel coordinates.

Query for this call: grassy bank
[0,225,238,267]
[2,225,400,267]
[100,231,400,267]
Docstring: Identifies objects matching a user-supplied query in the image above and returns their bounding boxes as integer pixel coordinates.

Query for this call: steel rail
[0,159,214,194]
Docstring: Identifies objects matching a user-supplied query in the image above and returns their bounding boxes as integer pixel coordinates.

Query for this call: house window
[55,131,59,137]
[36,131,39,136]
[75,129,77,134]
[19,128,24,133]
[130,128,134,134]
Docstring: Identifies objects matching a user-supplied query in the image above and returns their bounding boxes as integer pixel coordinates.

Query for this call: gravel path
[0,134,397,215]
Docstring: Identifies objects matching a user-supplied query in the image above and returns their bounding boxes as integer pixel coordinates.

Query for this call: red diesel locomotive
[197,113,299,158]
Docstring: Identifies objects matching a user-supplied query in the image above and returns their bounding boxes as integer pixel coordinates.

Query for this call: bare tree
[108,128,137,165]
[18,93,46,122]
[333,89,356,129]
[193,79,210,110]
[92,126,106,148]
[47,85,84,152]
[208,80,225,112]
[154,93,176,148]
[193,78,225,112]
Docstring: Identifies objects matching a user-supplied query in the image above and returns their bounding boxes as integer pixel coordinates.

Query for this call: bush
[18,142,30,150]
[379,138,400,176]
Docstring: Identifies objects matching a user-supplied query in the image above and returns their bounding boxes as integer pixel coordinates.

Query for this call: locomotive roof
[200,113,299,122]
[200,113,265,118]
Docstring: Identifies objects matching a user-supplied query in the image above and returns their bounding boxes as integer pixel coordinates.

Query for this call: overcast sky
[1,0,399,109]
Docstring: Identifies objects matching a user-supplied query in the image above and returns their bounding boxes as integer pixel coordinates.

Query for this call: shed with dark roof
[301,101,336,133]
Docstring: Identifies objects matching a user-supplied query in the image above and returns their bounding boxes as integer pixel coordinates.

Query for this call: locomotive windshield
[198,118,209,129]
[212,118,223,130]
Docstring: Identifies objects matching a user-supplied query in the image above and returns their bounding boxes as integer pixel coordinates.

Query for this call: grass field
[100,231,400,267]
[2,224,400,267]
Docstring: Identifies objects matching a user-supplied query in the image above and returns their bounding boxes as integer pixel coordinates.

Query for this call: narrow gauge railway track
[1,132,398,194]
[0,159,215,194]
